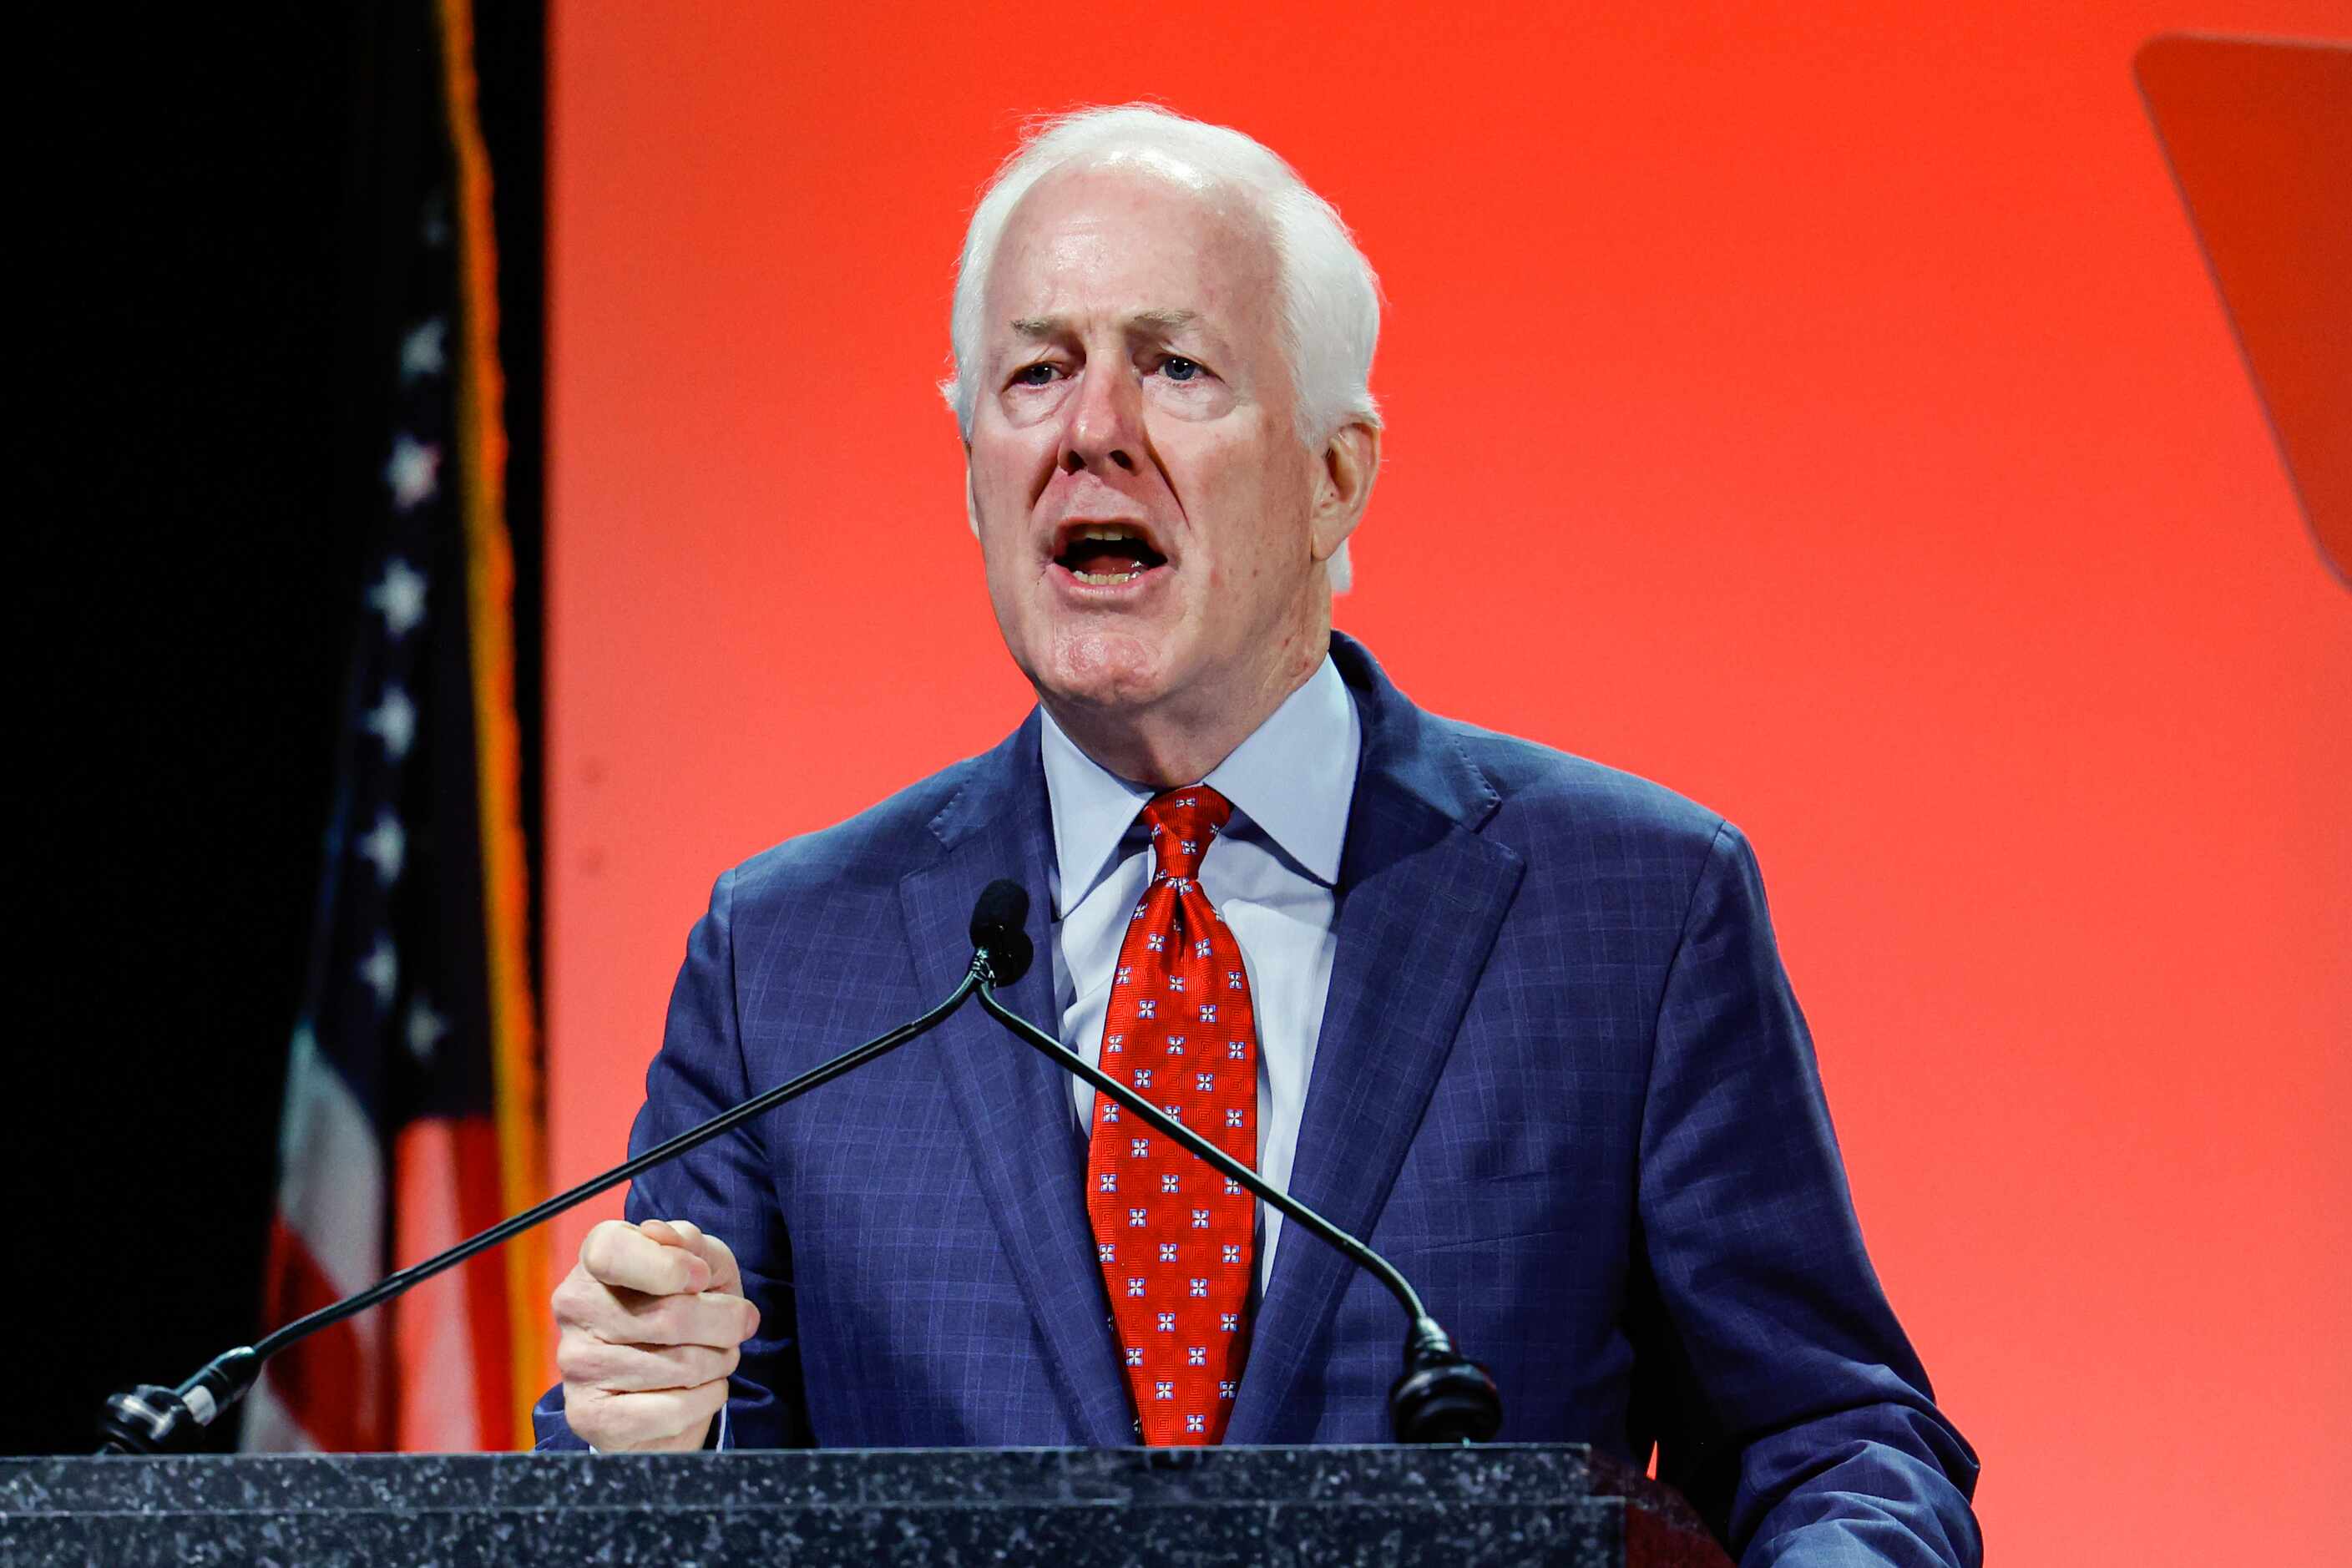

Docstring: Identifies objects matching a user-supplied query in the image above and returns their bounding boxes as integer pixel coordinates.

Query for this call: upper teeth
[1078,525,1143,542]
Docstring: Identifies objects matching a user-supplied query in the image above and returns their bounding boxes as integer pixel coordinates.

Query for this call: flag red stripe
[261,1216,389,1450]
[453,1115,516,1448]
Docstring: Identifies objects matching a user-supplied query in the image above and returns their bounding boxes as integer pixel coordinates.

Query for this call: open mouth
[1052,523,1168,586]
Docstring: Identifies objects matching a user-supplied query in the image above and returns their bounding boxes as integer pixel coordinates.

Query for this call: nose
[1060,360,1142,476]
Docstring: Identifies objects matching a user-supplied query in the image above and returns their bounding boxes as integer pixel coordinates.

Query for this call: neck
[1043,625,1328,789]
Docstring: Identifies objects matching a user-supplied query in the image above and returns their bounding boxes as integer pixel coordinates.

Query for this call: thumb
[637,1218,716,1293]
[658,1217,743,1298]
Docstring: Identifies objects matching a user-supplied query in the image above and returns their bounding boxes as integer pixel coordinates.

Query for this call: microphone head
[969,880,1034,986]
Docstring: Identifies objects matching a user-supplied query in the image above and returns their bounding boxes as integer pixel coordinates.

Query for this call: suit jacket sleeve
[532,868,810,1450]
[1638,822,1981,1565]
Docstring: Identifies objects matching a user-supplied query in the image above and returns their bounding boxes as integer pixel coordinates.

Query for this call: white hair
[941,104,1381,592]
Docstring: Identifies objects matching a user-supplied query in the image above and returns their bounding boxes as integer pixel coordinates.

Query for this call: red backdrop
[543,4,2351,1560]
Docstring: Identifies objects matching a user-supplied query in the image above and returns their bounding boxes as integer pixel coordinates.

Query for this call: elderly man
[536,106,1981,1565]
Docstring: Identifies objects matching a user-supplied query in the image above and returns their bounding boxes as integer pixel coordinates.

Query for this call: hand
[551,1216,759,1451]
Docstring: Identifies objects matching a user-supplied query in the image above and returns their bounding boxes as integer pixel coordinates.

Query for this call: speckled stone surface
[3,1444,1718,1567]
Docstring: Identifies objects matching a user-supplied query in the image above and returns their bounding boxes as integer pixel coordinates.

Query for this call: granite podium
[4,1444,1731,1566]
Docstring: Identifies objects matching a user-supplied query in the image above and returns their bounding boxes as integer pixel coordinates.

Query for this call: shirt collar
[1038,654,1359,912]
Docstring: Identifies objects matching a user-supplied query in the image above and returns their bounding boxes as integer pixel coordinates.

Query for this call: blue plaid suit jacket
[536,634,1980,1565]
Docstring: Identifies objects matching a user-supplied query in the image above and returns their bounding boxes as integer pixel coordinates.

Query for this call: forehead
[984,161,1279,333]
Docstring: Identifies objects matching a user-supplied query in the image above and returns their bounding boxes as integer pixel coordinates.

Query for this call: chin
[1038,625,1177,713]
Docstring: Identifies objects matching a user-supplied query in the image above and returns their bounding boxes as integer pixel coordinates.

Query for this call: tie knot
[1141,787,1232,878]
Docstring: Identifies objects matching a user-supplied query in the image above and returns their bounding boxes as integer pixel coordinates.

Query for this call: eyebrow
[1009,307,1200,338]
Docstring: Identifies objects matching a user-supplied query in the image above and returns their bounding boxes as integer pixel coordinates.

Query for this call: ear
[964,454,980,539]
[1308,419,1380,564]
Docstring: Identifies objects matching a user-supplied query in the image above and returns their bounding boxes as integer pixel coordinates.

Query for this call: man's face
[966,161,1338,731]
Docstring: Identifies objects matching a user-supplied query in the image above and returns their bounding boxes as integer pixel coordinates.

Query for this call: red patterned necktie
[1085,786,1258,1444]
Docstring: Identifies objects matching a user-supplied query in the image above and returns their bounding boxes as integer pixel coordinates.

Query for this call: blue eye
[1161,357,1202,382]
[1011,362,1060,387]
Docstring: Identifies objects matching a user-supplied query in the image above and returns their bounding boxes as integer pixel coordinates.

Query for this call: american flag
[242,0,544,1453]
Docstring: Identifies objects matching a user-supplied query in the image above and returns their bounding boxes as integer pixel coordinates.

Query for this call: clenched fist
[552,1216,759,1451]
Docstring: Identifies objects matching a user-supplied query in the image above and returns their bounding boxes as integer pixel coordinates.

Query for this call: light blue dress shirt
[1038,655,1363,1287]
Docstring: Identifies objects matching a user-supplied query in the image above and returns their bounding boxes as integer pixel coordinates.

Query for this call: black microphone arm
[97,878,1495,1453]
[967,880,1503,1445]
[96,896,1031,1457]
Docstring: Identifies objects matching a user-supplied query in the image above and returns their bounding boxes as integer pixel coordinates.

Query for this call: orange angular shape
[2138,33,2352,590]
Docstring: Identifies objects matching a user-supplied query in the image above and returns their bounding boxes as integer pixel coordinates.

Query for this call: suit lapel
[901,716,1134,1447]
[1224,637,1525,1445]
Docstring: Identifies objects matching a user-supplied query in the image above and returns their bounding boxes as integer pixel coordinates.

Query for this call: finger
[551,1265,750,1350]
[630,1377,731,1447]
[690,1229,744,1298]
[639,1216,696,1250]
[580,1221,711,1296]
[557,1334,740,1394]
[618,1287,761,1348]
[564,1376,728,1451]
[644,1218,726,1295]
[660,1220,743,1298]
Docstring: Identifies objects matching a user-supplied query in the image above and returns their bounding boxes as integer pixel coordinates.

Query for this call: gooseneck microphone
[966,879,1503,1445]
[98,880,1495,1454]
[98,901,1033,1456]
